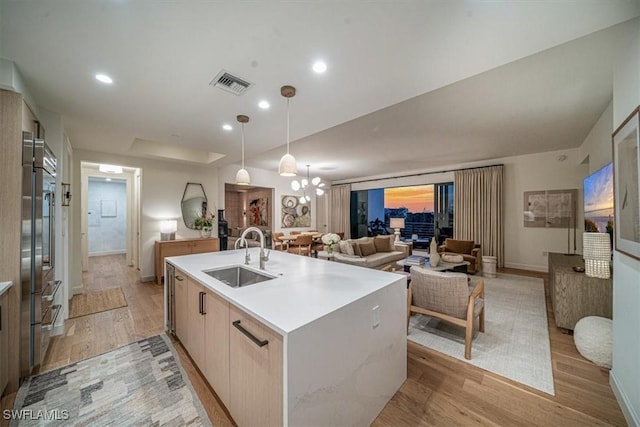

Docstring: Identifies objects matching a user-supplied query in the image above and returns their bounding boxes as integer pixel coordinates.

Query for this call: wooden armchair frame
[408,273,485,360]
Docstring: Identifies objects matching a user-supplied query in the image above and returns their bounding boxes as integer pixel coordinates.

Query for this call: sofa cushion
[364,251,405,268]
[445,239,475,255]
[358,240,377,257]
[339,240,355,255]
[374,235,394,252]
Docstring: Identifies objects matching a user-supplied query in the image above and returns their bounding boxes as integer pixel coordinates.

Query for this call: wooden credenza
[548,252,612,330]
[155,238,219,285]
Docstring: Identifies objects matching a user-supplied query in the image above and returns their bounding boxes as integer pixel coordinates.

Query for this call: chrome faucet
[237,227,270,270]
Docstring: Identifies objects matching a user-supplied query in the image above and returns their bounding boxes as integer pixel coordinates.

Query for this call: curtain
[454,165,504,267]
[329,184,351,239]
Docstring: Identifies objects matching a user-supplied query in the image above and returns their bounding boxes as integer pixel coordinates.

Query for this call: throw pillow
[339,240,355,256]
[358,240,377,257]
[351,241,362,257]
[442,254,464,263]
[374,235,394,252]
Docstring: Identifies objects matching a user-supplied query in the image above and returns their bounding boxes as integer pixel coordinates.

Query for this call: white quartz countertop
[0,281,12,297]
[167,248,405,335]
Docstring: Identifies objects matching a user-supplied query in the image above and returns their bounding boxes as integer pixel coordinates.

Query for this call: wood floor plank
[22,258,624,426]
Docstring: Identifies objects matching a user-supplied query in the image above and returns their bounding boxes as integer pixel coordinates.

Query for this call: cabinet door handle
[198,291,206,315]
[175,275,184,281]
[232,320,268,347]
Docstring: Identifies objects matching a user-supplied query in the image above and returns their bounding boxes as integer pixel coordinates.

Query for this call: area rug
[69,287,127,319]
[12,334,212,426]
[408,273,555,395]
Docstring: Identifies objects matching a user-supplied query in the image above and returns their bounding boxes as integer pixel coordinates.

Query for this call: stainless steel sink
[204,265,276,288]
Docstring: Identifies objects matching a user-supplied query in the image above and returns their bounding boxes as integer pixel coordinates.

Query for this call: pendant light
[235,114,251,185]
[278,85,297,176]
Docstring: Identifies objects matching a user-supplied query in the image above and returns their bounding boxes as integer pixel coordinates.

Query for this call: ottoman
[573,316,612,369]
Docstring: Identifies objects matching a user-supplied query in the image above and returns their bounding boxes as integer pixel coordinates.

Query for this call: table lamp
[160,220,177,241]
[389,218,405,242]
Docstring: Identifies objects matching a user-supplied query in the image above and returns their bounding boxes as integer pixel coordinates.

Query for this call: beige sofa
[333,235,411,270]
[227,227,272,250]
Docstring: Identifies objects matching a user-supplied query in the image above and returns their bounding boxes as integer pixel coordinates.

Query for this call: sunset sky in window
[384,185,434,213]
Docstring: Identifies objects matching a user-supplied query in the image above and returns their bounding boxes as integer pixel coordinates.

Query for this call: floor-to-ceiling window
[350,182,454,245]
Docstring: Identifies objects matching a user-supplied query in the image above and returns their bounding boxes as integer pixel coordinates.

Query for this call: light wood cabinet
[229,304,283,427]
[0,290,9,396]
[186,278,207,369]
[204,291,230,407]
[155,238,219,285]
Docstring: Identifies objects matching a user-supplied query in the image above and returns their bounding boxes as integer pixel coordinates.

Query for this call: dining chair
[287,234,313,256]
[272,232,286,251]
[291,231,302,235]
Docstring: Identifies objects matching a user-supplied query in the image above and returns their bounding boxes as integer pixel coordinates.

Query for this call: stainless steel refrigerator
[21,130,62,378]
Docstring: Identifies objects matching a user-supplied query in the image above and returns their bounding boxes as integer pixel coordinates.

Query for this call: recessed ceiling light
[258,100,270,109]
[106,178,112,182]
[312,61,327,73]
[95,74,113,84]
[222,124,233,131]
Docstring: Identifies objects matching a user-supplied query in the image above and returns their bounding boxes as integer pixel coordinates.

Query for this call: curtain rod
[335,164,504,186]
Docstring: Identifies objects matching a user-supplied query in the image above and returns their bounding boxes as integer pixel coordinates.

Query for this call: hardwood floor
[2,257,627,426]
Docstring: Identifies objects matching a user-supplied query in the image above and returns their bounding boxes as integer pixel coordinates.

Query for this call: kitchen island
[165,247,407,426]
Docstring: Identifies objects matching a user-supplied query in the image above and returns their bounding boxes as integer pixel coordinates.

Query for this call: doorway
[80,162,141,272]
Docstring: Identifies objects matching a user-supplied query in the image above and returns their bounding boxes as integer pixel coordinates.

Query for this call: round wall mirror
[181,183,208,229]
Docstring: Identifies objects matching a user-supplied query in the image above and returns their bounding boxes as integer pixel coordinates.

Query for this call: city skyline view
[384,185,434,213]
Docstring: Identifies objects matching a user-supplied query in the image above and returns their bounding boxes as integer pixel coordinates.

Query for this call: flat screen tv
[584,162,614,233]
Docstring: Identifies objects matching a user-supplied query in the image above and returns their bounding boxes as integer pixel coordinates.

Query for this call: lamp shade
[235,168,251,185]
[278,153,297,176]
[390,218,405,229]
[160,220,177,233]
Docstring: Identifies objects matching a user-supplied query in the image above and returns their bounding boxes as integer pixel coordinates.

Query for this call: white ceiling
[1,1,639,182]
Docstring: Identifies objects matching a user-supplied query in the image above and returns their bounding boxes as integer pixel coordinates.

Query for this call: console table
[548,252,612,330]
[155,238,219,285]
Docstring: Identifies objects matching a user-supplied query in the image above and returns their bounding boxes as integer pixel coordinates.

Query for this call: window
[350,182,454,244]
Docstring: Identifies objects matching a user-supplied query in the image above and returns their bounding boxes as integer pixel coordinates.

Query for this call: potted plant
[321,233,341,254]
[194,211,215,238]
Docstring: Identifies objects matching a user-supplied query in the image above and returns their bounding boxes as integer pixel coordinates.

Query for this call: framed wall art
[281,195,311,228]
[612,106,640,260]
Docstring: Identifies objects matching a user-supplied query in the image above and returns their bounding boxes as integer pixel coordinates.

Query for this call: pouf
[573,316,612,368]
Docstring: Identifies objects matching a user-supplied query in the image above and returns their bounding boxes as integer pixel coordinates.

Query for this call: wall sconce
[62,183,72,207]
[160,220,177,241]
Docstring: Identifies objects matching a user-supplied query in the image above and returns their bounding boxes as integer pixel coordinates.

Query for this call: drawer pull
[42,304,61,331]
[175,275,184,281]
[199,291,206,315]
[42,280,62,301]
[233,320,268,347]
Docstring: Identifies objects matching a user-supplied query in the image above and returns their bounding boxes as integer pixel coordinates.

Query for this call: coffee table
[396,258,470,274]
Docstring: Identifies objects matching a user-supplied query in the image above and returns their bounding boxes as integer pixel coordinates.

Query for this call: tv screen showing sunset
[584,163,614,233]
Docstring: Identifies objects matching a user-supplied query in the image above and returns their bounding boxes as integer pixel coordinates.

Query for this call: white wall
[87,179,127,255]
[218,164,320,233]
[343,148,585,271]
[610,17,640,427]
[579,101,614,173]
[71,150,219,285]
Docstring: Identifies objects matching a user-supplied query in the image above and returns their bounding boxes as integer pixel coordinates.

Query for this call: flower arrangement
[321,233,341,253]
[193,211,215,230]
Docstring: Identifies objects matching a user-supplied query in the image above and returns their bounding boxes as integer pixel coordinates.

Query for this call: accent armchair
[408,266,485,359]
[438,239,481,274]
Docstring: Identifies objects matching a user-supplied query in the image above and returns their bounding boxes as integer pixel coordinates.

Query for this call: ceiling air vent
[210,70,253,96]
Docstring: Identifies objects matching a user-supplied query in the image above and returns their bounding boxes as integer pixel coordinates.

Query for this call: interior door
[80,169,88,272]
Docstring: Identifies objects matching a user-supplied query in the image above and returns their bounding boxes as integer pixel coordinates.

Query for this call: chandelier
[291,165,325,203]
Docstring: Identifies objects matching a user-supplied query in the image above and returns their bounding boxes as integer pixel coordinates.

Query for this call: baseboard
[504,262,548,272]
[88,250,126,257]
[610,371,639,427]
[72,284,84,295]
[140,275,156,283]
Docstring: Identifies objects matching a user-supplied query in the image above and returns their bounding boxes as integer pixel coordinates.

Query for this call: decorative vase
[325,245,333,254]
[200,226,212,238]
[429,238,440,267]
